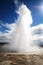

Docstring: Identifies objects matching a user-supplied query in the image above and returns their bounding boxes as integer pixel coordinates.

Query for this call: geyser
[3,4,40,53]
[9,4,33,52]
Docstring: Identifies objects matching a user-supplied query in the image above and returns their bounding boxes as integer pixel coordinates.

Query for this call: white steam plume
[3,4,41,53]
[10,4,33,52]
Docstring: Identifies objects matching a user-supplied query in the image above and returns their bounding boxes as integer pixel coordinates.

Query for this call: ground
[0,53,43,65]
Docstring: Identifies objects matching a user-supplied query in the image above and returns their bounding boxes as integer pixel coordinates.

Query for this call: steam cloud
[10,4,33,52]
[2,4,43,53]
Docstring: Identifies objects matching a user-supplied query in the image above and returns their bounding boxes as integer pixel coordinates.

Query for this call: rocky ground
[0,53,43,65]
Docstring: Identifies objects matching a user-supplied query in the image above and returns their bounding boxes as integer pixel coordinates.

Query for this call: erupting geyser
[10,4,33,52]
[3,4,40,53]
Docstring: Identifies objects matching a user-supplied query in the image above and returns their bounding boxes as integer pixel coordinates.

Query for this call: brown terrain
[0,52,43,65]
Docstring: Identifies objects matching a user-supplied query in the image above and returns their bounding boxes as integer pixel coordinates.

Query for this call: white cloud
[0,31,10,43]
[31,24,43,46]
[0,32,3,36]
[0,4,43,53]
